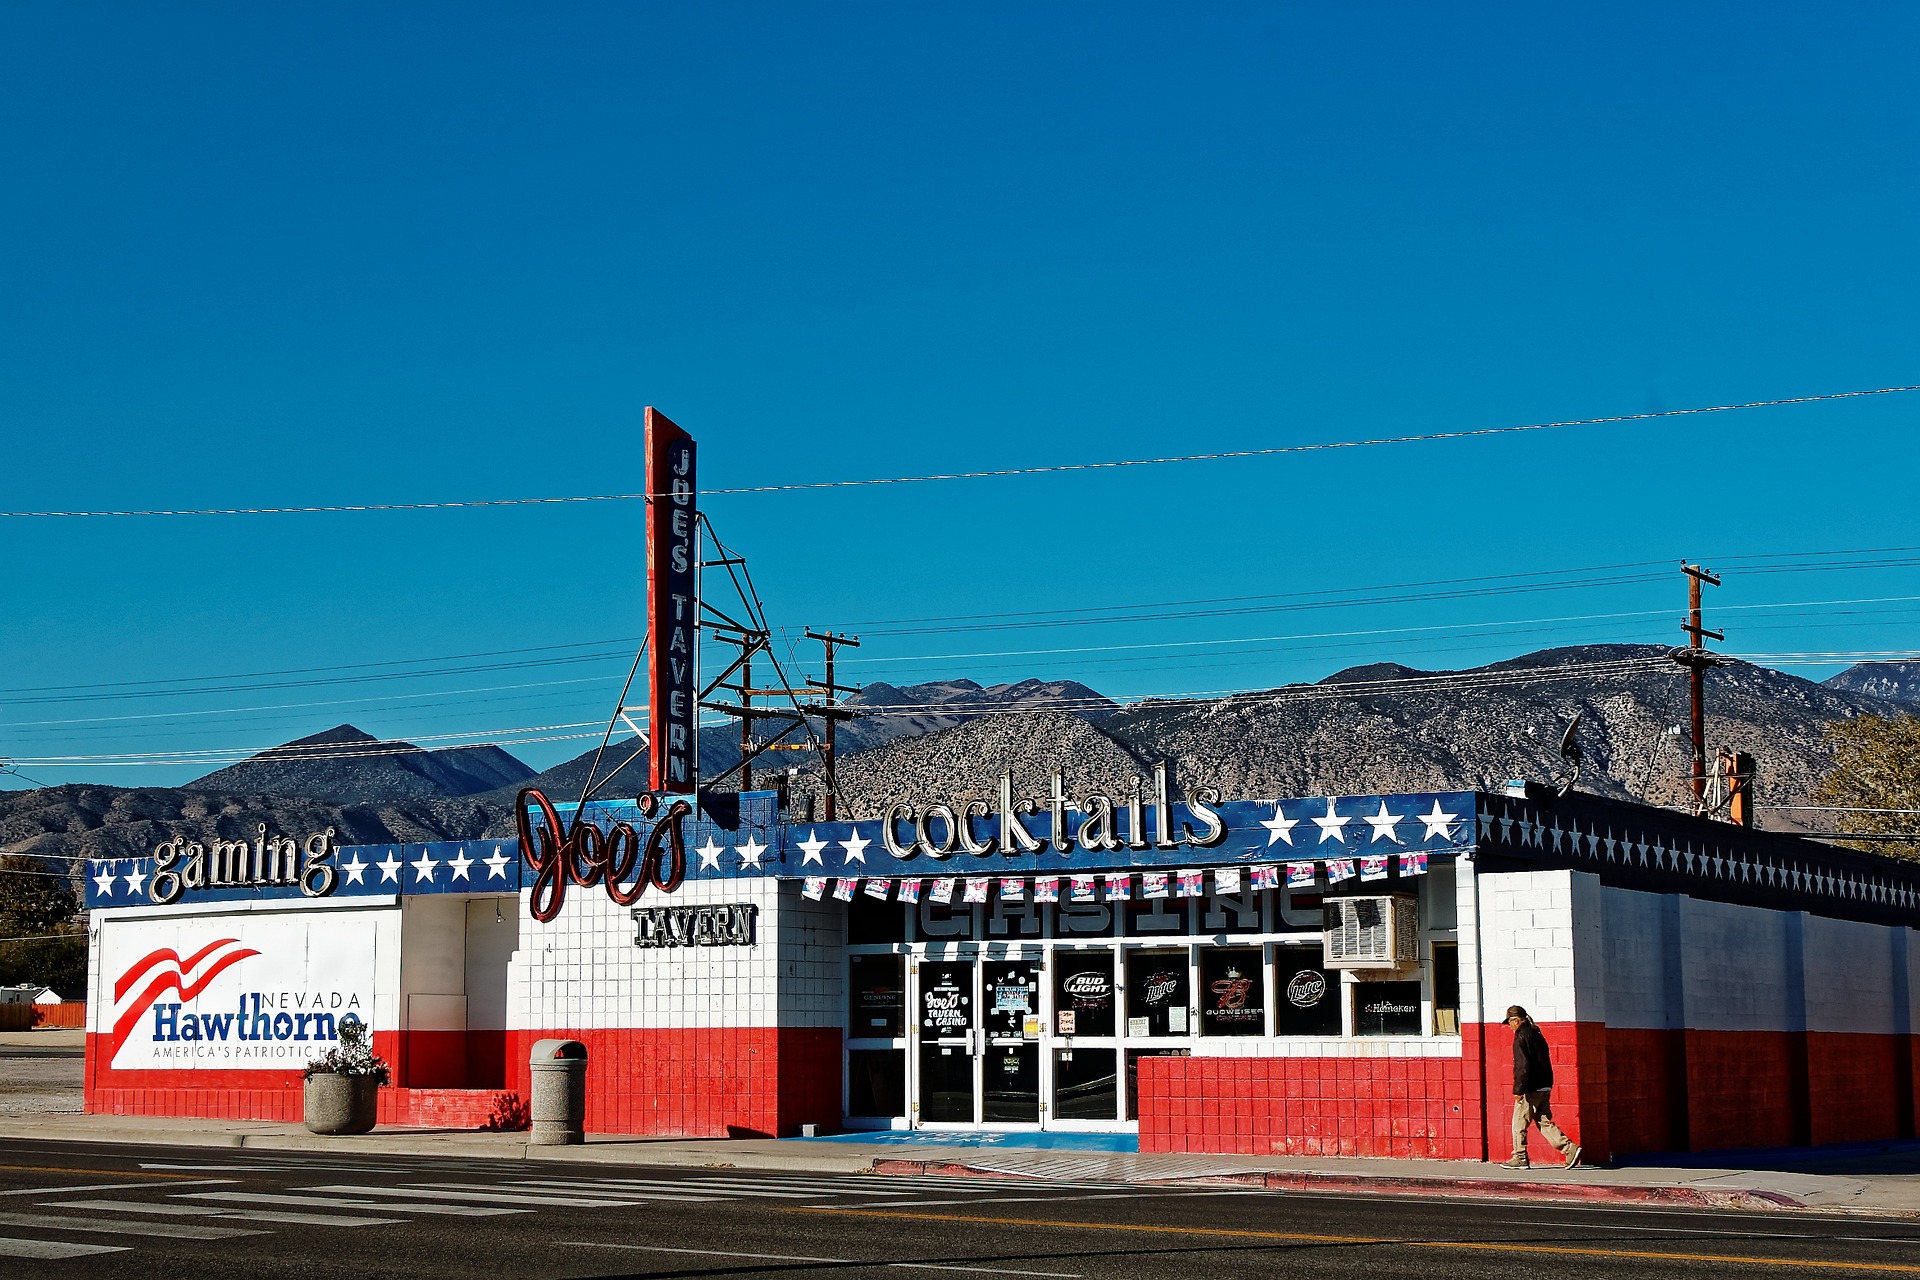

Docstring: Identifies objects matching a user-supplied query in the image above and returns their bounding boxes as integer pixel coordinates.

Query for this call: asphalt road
[3,1138,1920,1279]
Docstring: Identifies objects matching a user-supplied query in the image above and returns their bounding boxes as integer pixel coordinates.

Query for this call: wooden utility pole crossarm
[807,630,861,820]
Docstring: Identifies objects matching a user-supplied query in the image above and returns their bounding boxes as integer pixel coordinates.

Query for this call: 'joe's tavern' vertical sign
[645,407,698,793]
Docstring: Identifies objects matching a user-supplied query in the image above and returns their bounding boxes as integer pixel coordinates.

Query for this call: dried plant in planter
[303,1016,391,1085]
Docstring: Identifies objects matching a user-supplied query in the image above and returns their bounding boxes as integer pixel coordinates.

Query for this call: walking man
[1502,1005,1582,1169]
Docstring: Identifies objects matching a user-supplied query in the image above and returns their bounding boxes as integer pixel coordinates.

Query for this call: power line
[5,384,1915,519]
[5,654,1671,771]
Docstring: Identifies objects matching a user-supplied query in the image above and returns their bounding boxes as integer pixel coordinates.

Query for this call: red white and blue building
[81,780,1920,1161]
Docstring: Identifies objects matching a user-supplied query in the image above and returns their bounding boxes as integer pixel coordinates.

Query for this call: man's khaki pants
[1512,1090,1575,1162]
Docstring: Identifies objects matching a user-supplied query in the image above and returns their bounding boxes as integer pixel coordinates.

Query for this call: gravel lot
[0,1029,83,1114]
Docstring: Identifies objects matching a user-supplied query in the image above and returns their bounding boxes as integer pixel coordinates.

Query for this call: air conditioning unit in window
[1323,896,1418,970]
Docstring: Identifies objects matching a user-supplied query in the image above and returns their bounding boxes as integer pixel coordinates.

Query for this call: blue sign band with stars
[83,791,1475,909]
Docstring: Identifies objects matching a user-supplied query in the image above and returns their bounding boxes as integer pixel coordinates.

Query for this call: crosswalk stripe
[55,1199,402,1229]
[493,1183,722,1202]
[0,1237,129,1259]
[178,1191,517,1217]
[0,1210,262,1240]
[56,1199,228,1216]
[217,1209,406,1228]
[0,1179,236,1197]
[307,1183,641,1208]
[507,1179,813,1200]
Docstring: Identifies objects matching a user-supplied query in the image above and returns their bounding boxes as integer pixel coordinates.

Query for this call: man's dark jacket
[1512,1020,1554,1094]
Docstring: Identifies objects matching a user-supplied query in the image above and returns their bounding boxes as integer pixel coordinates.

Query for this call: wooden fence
[0,1003,85,1031]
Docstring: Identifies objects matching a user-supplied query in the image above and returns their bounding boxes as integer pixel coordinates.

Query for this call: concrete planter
[303,1073,379,1135]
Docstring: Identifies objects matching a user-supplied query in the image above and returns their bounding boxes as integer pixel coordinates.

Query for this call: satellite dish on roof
[1552,712,1584,798]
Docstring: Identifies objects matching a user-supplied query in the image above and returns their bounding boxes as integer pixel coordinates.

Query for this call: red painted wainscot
[1138,1038,1488,1159]
[501,1026,841,1139]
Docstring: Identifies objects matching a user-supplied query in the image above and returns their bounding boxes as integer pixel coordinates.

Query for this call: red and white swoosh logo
[109,939,260,1067]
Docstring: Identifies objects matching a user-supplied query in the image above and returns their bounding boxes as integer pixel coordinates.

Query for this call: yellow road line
[0,1164,205,1180]
[786,1206,1920,1274]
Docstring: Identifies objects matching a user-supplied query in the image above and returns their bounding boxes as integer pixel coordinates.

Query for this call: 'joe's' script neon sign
[515,789,688,923]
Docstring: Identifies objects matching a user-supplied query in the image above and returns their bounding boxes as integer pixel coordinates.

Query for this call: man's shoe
[1563,1146,1583,1169]
[1499,1156,1530,1169]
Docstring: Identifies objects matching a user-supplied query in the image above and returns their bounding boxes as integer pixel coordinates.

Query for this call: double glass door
[918,957,1042,1126]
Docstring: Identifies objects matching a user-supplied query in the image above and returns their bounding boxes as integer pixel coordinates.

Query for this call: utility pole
[1671,562,1723,811]
[805,631,861,819]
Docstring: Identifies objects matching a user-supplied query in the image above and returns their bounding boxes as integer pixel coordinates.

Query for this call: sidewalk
[3,1111,1917,1216]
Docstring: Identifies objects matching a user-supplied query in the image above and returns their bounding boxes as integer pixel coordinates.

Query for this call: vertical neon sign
[645,407,698,794]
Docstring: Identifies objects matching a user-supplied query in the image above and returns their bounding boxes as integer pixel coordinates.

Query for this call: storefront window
[1354,980,1422,1035]
[1278,883,1323,929]
[1124,949,1190,1037]
[1198,947,1265,1036]
[983,959,1041,1038]
[847,1049,905,1117]
[1200,889,1262,936]
[918,897,973,939]
[1053,953,1117,1037]
[1054,1047,1118,1121]
[848,894,907,944]
[987,895,1042,939]
[1054,899,1117,938]
[848,954,904,1037]
[1124,896,1189,938]
[1432,943,1460,1035]
[1274,945,1340,1035]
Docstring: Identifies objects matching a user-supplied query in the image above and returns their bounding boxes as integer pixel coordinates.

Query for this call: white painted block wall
[506,876,843,1032]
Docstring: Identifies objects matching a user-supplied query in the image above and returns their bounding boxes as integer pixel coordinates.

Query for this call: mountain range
[5,649,1916,863]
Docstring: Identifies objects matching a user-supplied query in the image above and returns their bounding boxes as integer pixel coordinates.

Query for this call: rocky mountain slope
[9,647,1911,864]
[1824,660,1920,708]
[833,678,1116,753]
[186,724,534,804]
[788,646,1903,826]
[0,784,502,864]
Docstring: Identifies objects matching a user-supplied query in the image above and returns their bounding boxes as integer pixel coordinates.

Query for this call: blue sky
[4,3,1919,788]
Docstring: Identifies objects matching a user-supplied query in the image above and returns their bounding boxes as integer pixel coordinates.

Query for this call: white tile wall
[1476,869,1582,1023]
[505,877,844,1031]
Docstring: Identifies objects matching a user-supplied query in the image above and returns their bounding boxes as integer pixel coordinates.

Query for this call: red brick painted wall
[84,1028,408,1121]
[1684,1029,1803,1152]
[1807,1032,1903,1147]
[1603,1026,1687,1157]
[87,1024,842,1138]
[502,1026,842,1139]
[1479,1020,1609,1165]
[1138,1041,1485,1159]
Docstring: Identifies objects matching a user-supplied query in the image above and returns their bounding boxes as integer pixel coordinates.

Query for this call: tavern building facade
[83,782,1920,1162]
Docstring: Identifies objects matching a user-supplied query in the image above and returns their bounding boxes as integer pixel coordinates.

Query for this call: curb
[870,1159,1807,1212]
[0,1119,881,1174]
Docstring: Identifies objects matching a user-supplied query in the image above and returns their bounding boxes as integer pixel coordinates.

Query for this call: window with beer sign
[1199,946,1265,1036]
[1053,955,1115,1036]
[1274,945,1340,1035]
[1125,950,1190,1037]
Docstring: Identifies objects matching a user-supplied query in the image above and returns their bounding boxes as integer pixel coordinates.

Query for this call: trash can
[528,1038,588,1145]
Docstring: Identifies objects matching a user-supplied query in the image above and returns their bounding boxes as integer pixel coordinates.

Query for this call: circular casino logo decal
[1286,969,1327,1009]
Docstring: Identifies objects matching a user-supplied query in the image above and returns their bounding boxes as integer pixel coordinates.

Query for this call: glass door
[917,960,976,1124]
[980,958,1041,1124]
[1050,949,1120,1125]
